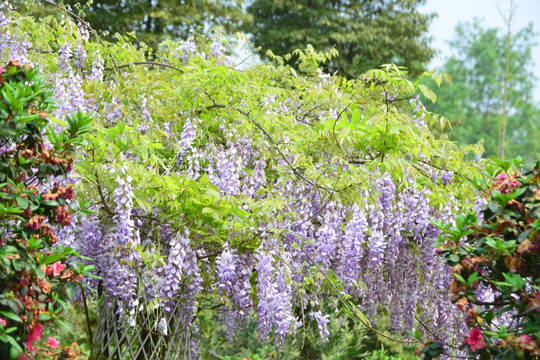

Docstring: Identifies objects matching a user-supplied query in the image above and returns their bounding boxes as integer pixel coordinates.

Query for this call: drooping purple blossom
[58,42,72,71]
[88,51,104,81]
[177,117,196,164]
[78,21,89,41]
[310,310,330,342]
[410,96,427,128]
[211,37,224,58]
[215,246,236,296]
[74,42,87,69]
[182,36,197,60]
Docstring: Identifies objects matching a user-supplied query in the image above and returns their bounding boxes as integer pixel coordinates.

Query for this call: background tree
[14,0,248,49]
[243,0,435,78]
[426,20,540,159]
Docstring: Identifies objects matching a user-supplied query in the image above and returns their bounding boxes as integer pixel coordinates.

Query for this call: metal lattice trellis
[91,299,194,360]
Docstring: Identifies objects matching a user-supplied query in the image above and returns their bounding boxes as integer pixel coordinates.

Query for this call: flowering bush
[0,61,92,359]
[435,157,540,358]
[3,2,485,358]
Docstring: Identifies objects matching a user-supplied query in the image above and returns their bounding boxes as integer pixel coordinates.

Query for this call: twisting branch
[79,285,94,344]
[416,158,475,185]
[104,62,184,73]
[94,175,115,217]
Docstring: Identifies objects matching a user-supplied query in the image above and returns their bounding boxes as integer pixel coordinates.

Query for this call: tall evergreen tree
[243,0,435,77]
[427,20,540,159]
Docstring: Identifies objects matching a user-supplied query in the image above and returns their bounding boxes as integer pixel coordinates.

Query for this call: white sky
[420,0,540,101]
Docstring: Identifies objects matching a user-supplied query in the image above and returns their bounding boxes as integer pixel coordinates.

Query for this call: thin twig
[95,176,115,217]
[201,101,333,192]
[332,101,354,157]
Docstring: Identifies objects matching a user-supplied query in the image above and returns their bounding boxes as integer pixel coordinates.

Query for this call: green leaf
[15,196,29,209]
[35,268,45,279]
[41,253,64,265]
[467,271,480,286]
[453,273,466,284]
[418,84,437,103]
[8,336,23,359]
[0,311,22,323]
[64,282,78,300]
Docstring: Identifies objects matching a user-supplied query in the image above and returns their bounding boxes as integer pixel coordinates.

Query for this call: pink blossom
[464,327,486,351]
[46,336,59,348]
[520,334,533,344]
[46,261,66,277]
[24,323,43,351]
[0,318,6,327]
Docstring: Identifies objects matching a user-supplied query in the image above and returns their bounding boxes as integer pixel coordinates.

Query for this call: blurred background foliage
[242,0,435,78]
[423,20,540,160]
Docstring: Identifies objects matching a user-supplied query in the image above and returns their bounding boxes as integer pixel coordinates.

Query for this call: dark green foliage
[14,0,248,49]
[0,61,93,359]
[244,0,435,78]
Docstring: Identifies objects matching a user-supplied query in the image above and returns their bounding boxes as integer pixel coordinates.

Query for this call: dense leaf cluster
[436,158,540,359]
[0,61,92,359]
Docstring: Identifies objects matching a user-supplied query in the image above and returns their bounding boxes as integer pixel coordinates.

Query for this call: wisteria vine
[0,4,483,358]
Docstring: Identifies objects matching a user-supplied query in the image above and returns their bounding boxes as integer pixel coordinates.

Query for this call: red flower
[46,261,66,277]
[520,334,533,344]
[464,327,486,351]
[24,323,43,351]
[47,336,59,348]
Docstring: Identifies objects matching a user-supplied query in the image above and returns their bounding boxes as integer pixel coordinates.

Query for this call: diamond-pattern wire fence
[91,298,193,360]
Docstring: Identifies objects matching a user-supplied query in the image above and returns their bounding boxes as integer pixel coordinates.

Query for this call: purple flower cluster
[215,247,254,322]
[177,117,196,164]
[159,232,187,303]
[182,36,197,61]
[58,42,72,72]
[206,146,241,196]
[255,247,298,342]
[410,96,427,128]
[74,43,87,69]
[0,3,30,64]
[88,51,104,82]
[310,310,330,342]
